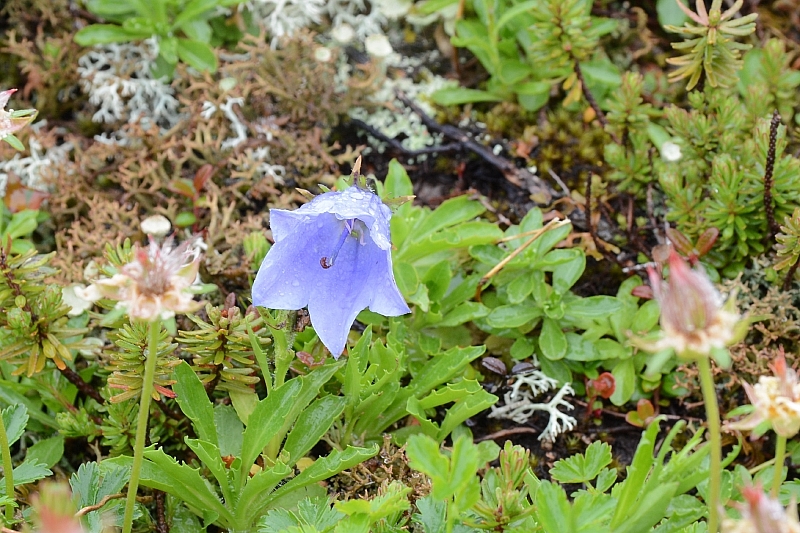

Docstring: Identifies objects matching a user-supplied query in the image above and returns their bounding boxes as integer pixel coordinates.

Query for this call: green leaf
[179,19,213,44]
[486,304,542,328]
[283,396,346,464]
[142,448,232,525]
[412,496,446,533]
[417,0,459,15]
[564,332,599,361]
[631,300,660,334]
[539,356,572,384]
[1,404,28,447]
[240,379,303,473]
[580,60,622,87]
[214,404,244,457]
[610,419,662,528]
[235,462,293,525]
[657,0,689,29]
[516,81,551,111]
[84,0,137,18]
[10,460,51,485]
[495,1,539,33]
[160,36,179,65]
[384,159,413,198]
[550,441,612,484]
[438,302,489,327]
[1,134,24,151]
[264,446,378,508]
[74,24,152,46]
[534,481,572,533]
[176,38,218,72]
[610,358,635,406]
[430,88,504,106]
[26,435,64,468]
[539,317,567,360]
[173,361,217,446]
[550,252,586,294]
[612,482,678,533]
[184,438,234,506]
[565,296,622,319]
[172,0,218,29]
[4,210,38,240]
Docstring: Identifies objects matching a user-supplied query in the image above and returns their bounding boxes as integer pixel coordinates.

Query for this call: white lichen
[199,96,251,149]
[249,0,326,45]
[489,369,577,443]
[347,68,456,155]
[0,135,73,197]
[77,38,182,131]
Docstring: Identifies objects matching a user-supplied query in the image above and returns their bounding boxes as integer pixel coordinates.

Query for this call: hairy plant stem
[772,434,786,498]
[697,357,721,533]
[0,411,14,524]
[764,109,781,240]
[122,317,161,533]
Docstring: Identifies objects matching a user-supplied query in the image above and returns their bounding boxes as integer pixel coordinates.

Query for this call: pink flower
[78,238,202,321]
[721,484,800,533]
[728,349,800,438]
[641,249,742,359]
[0,88,37,140]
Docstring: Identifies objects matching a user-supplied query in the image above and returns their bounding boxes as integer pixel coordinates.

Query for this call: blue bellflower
[253,186,410,357]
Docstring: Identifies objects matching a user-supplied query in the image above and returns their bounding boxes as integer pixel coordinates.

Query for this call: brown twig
[155,398,183,422]
[783,254,800,291]
[764,109,781,240]
[59,366,106,405]
[574,62,621,145]
[475,427,539,442]
[349,118,462,156]
[393,91,555,202]
[476,218,572,299]
[75,493,126,517]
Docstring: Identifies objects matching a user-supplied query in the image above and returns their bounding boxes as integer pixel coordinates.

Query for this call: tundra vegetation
[0,0,799,532]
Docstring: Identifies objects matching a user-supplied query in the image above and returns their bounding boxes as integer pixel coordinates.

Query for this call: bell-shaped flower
[0,88,37,140]
[639,249,743,360]
[728,349,800,438]
[77,238,202,321]
[252,185,410,357]
[721,484,800,533]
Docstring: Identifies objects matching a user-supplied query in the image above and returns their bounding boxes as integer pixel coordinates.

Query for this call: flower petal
[252,215,336,310]
[306,232,384,356]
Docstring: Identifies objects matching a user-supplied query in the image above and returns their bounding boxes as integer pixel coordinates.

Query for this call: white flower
[77,238,203,321]
[729,351,800,438]
[365,34,393,59]
[661,141,682,162]
[61,284,95,317]
[140,215,172,238]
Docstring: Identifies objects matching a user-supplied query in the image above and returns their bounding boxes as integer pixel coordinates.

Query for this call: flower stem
[772,434,786,498]
[0,409,15,524]
[698,357,721,533]
[122,318,161,533]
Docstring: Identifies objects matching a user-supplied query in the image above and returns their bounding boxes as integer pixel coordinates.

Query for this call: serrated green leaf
[551,442,612,484]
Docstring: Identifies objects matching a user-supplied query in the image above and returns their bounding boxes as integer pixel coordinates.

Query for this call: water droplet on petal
[291,280,300,287]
